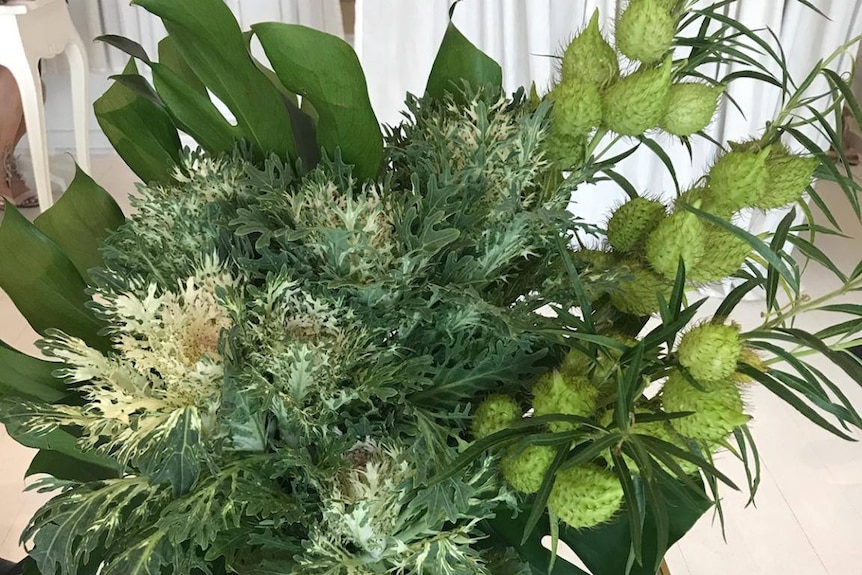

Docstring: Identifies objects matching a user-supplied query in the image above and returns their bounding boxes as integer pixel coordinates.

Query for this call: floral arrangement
[1,1,861,574]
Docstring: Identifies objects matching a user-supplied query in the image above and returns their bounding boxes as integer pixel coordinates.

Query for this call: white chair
[0,0,90,211]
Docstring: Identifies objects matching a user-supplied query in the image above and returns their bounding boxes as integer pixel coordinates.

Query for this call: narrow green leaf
[253,23,381,179]
[97,34,151,64]
[520,445,568,545]
[94,59,181,184]
[426,22,503,104]
[714,277,766,319]
[639,137,681,194]
[0,205,108,349]
[766,209,797,310]
[612,454,644,565]
[34,166,126,281]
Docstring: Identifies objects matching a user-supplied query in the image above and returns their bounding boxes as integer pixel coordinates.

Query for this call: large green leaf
[33,166,126,281]
[151,62,239,154]
[158,36,207,97]
[4,420,119,476]
[487,477,710,575]
[0,341,65,403]
[27,449,118,482]
[426,22,503,104]
[133,0,297,160]
[253,23,383,180]
[0,205,109,350]
[94,59,182,184]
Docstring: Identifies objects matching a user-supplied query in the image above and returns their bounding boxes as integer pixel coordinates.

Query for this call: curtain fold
[67,0,344,72]
[355,0,862,255]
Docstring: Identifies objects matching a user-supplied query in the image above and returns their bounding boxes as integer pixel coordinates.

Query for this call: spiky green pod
[603,57,673,136]
[550,81,603,138]
[607,197,667,254]
[678,322,742,383]
[660,83,724,136]
[688,225,751,283]
[573,248,616,270]
[548,466,624,529]
[545,129,587,168]
[753,154,820,210]
[645,210,706,281]
[501,444,555,494]
[532,371,598,431]
[561,10,620,88]
[675,187,733,219]
[616,0,677,65]
[598,409,701,474]
[472,394,522,440]
[610,264,673,316]
[662,370,749,443]
[708,146,771,212]
[561,334,638,384]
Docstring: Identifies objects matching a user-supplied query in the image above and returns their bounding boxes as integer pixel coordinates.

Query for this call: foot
[1,154,38,210]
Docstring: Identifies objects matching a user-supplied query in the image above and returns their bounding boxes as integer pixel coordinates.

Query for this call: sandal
[0,150,39,210]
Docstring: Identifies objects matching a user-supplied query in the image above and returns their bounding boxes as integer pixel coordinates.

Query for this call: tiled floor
[1,155,861,574]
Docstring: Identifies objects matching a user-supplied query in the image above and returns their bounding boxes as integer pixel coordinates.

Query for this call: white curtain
[67,0,344,72]
[355,0,862,265]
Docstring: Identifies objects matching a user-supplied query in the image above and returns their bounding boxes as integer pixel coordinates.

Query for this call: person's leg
[0,65,39,208]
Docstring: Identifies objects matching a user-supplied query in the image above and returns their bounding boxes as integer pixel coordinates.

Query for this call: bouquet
[1,1,861,574]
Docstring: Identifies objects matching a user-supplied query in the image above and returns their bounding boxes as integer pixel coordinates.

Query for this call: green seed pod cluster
[532,371,598,431]
[675,187,733,220]
[561,333,639,385]
[603,57,673,136]
[610,264,673,316]
[501,444,555,494]
[598,409,700,474]
[708,145,772,212]
[755,153,820,210]
[677,322,742,383]
[662,370,749,443]
[607,197,668,254]
[645,209,706,281]
[616,0,677,65]
[550,81,604,139]
[548,465,624,529]
[660,83,724,137]
[472,394,522,440]
[688,225,751,283]
[561,11,620,88]
[573,248,617,270]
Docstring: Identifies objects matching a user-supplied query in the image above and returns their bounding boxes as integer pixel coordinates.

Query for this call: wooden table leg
[658,560,671,575]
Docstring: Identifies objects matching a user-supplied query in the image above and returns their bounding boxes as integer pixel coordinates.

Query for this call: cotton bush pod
[562,333,638,383]
[610,265,673,316]
[472,394,521,439]
[550,81,604,138]
[548,465,624,529]
[662,370,749,443]
[532,371,598,432]
[675,187,734,219]
[678,322,742,383]
[660,83,724,137]
[688,225,751,283]
[501,444,555,494]
[645,209,706,281]
[561,10,620,88]
[607,197,668,254]
[616,0,677,65]
[708,145,772,212]
[603,57,673,136]
[754,153,820,210]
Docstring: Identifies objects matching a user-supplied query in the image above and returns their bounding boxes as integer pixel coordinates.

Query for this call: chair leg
[64,31,90,173]
[8,59,52,211]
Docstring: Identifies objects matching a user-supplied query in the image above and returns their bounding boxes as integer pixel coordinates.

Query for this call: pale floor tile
[1,156,862,572]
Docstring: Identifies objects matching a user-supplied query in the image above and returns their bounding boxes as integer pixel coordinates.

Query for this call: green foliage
[2,2,862,575]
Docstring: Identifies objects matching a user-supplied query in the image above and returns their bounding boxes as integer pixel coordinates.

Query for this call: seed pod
[610,264,673,316]
[708,146,771,212]
[550,81,603,138]
[678,322,742,383]
[662,370,749,443]
[661,83,724,137]
[675,187,733,220]
[548,466,624,529]
[472,394,521,440]
[561,10,620,88]
[688,225,751,283]
[645,209,706,281]
[603,57,673,136]
[616,0,677,65]
[532,371,598,432]
[607,197,668,254]
[754,154,820,210]
[501,444,555,494]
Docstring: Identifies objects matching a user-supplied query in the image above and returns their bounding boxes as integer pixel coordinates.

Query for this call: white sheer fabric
[67,0,344,72]
[355,0,862,256]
